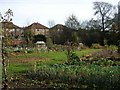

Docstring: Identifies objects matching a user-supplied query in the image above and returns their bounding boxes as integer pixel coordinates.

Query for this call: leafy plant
[108,45,118,50]
[67,52,80,65]
[91,43,102,49]
[118,40,120,53]
[46,36,53,50]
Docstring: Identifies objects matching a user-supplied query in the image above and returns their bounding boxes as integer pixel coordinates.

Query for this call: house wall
[34,29,49,36]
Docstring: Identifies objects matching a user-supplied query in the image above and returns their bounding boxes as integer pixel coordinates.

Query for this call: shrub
[118,40,120,53]
[26,48,34,53]
[108,45,118,50]
[4,47,13,53]
[67,52,80,65]
[46,37,53,49]
[91,43,102,49]
[118,46,120,53]
[13,47,23,52]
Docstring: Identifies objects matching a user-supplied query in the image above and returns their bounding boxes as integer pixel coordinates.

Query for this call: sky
[0,0,119,27]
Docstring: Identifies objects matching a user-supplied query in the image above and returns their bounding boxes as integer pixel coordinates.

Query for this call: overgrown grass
[75,49,101,57]
[26,62,120,89]
[105,45,118,50]
[8,63,32,74]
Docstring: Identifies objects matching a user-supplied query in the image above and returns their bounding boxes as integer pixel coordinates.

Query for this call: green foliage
[118,40,120,53]
[66,42,80,65]
[8,63,32,74]
[67,52,80,65]
[118,47,120,53]
[1,9,14,88]
[106,32,119,46]
[7,49,120,89]
[4,47,13,53]
[25,60,120,89]
[106,45,118,50]
[77,29,101,46]
[46,37,53,49]
[26,48,34,53]
[89,58,120,66]
[24,28,34,46]
[71,32,79,44]
[13,47,34,53]
[91,43,102,49]
[75,49,101,57]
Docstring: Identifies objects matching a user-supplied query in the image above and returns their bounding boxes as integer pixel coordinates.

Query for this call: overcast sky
[0,0,119,27]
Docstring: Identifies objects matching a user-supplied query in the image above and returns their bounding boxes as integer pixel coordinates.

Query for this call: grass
[12,51,66,60]
[10,49,101,61]
[7,49,101,75]
[8,63,32,74]
[106,45,118,50]
[6,48,115,66]
[75,49,101,57]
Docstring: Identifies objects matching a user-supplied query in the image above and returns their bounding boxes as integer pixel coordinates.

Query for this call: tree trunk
[101,17,105,46]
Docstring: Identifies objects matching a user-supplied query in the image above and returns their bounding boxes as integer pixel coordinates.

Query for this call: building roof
[50,24,77,34]
[26,22,49,29]
[1,22,21,29]
[50,24,67,30]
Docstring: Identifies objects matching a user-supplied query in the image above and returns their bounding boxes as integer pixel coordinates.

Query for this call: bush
[108,45,118,50]
[118,40,120,53]
[26,48,34,53]
[110,45,118,50]
[4,47,13,53]
[13,47,23,52]
[91,43,102,49]
[26,62,120,89]
[118,47,120,53]
[67,52,80,65]
[46,37,53,49]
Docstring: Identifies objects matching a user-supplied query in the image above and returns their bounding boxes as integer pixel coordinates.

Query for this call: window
[36,29,39,31]
[57,29,60,31]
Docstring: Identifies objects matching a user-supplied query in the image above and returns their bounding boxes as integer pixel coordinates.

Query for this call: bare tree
[3,9,13,22]
[48,20,55,28]
[0,8,13,89]
[93,1,115,46]
[65,14,80,44]
[65,14,80,30]
[81,19,101,30]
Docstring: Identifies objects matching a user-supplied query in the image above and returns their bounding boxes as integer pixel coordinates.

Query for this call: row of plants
[24,57,120,89]
[4,43,90,54]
